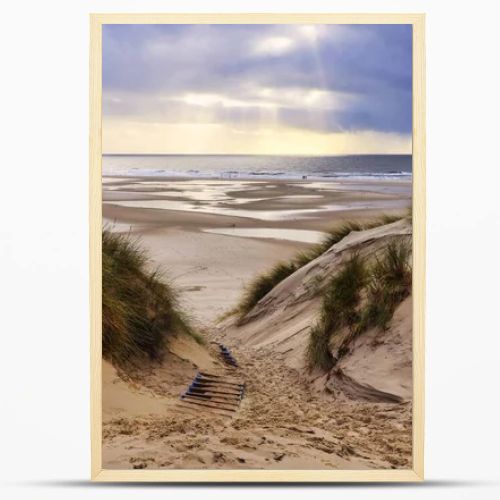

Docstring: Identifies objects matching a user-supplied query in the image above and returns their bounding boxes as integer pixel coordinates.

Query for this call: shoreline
[103,173,413,185]
[103,176,411,226]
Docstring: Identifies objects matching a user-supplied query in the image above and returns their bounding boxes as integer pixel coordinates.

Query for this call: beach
[103,176,411,322]
[102,175,413,469]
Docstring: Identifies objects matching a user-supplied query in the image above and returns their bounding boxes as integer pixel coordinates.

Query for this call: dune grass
[294,221,364,268]
[102,230,199,369]
[306,239,412,371]
[297,214,403,267]
[306,254,367,371]
[360,239,412,331]
[236,261,298,319]
[234,214,403,320]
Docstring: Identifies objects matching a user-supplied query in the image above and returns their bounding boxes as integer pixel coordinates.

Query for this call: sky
[102,24,412,155]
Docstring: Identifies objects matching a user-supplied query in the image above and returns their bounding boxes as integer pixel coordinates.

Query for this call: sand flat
[102,177,410,323]
[103,176,411,223]
[202,227,328,244]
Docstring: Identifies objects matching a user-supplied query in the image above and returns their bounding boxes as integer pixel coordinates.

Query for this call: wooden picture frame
[90,12,425,482]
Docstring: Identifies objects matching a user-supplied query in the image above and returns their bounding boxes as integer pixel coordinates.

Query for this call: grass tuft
[236,261,298,318]
[295,221,364,267]
[361,239,412,331]
[306,239,412,371]
[306,254,367,370]
[102,230,199,370]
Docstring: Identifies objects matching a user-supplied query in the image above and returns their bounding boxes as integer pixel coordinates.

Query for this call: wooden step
[195,376,244,388]
[185,391,241,403]
[187,389,242,400]
[181,395,239,412]
[183,394,240,407]
[189,384,242,396]
[179,398,237,413]
[176,368,245,417]
[199,371,243,384]
[176,402,234,418]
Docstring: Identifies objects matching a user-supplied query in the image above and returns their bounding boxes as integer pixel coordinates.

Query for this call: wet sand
[103,176,411,322]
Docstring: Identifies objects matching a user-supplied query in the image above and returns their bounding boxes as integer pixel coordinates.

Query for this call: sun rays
[102,24,412,154]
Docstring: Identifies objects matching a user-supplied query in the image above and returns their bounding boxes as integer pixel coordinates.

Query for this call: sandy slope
[220,219,413,398]
[124,227,304,324]
[103,331,412,470]
[102,219,413,470]
[332,297,413,402]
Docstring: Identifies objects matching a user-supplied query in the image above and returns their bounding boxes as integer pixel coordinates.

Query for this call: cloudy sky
[102,24,412,155]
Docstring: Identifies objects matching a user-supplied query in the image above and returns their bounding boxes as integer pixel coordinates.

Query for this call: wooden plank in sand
[195,376,245,388]
[181,395,239,412]
[188,386,242,397]
[179,398,237,414]
[193,384,243,394]
[199,371,243,384]
[176,402,234,418]
[190,381,243,391]
[183,398,239,410]
[184,391,240,402]
[185,391,241,403]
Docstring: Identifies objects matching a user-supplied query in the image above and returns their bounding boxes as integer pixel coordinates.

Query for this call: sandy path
[103,329,412,470]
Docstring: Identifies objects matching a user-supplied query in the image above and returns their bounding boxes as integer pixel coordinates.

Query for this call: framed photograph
[90,13,425,482]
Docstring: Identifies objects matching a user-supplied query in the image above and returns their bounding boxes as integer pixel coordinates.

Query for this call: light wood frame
[90,13,425,482]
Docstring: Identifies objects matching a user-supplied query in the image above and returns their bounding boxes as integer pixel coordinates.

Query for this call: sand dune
[332,297,412,402]
[220,219,413,401]
[103,332,412,470]
[102,219,413,470]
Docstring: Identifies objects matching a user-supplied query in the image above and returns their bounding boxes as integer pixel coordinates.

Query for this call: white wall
[1,0,499,498]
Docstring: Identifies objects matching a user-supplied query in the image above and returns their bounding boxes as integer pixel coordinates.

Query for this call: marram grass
[102,230,199,370]
[306,238,412,371]
[306,253,367,371]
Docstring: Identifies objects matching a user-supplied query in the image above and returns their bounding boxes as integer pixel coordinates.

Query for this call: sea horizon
[103,153,412,182]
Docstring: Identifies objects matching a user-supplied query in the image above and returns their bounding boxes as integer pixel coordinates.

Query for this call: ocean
[102,154,412,181]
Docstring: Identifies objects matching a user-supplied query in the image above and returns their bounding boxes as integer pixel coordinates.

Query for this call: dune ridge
[219,218,413,403]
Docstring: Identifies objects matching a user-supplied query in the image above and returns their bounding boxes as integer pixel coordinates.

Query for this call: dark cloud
[103,24,412,134]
